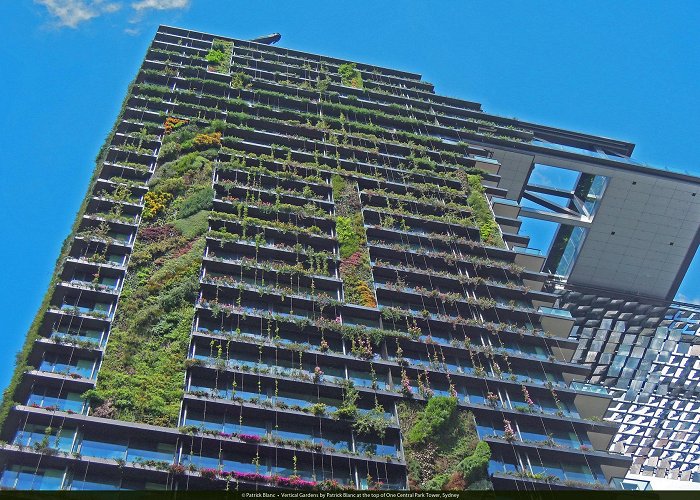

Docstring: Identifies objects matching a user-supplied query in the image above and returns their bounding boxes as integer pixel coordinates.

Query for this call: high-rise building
[6,24,695,491]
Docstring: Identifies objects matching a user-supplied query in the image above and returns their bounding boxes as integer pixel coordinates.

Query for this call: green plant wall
[84,121,219,427]
[399,396,492,490]
[332,175,377,308]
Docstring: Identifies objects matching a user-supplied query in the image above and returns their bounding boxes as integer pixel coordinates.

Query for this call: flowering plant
[486,392,499,406]
[503,419,516,442]
[169,463,186,475]
[200,468,218,480]
[313,366,324,383]
[400,370,413,397]
[163,116,188,134]
[522,385,535,407]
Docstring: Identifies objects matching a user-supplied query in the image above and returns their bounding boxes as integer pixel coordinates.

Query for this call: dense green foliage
[338,63,364,89]
[206,39,233,74]
[332,175,376,307]
[467,174,504,248]
[352,405,390,439]
[178,186,215,218]
[457,441,492,486]
[406,396,457,445]
[84,122,218,426]
[399,397,492,490]
[335,215,361,258]
[205,50,226,65]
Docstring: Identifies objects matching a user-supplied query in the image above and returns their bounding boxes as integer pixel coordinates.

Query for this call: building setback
[0,25,641,490]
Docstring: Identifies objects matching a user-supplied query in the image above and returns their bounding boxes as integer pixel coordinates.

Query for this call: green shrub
[457,441,491,484]
[352,406,390,439]
[231,72,251,89]
[467,479,494,491]
[467,175,504,247]
[212,40,227,52]
[338,63,363,89]
[336,216,361,258]
[205,49,226,64]
[178,187,215,218]
[173,210,209,239]
[424,474,449,490]
[406,396,457,445]
[333,382,359,420]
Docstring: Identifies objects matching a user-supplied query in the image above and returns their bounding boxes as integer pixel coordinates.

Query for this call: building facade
[0,25,650,491]
[558,287,700,488]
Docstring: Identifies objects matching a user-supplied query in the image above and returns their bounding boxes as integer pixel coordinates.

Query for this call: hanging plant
[522,385,535,407]
[503,419,516,442]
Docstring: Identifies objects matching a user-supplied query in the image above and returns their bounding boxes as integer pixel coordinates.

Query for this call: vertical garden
[85,120,223,427]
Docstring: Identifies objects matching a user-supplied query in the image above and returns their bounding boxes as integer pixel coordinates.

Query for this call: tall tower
[0,25,643,490]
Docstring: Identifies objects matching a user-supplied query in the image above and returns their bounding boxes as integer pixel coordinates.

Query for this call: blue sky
[0,1,698,392]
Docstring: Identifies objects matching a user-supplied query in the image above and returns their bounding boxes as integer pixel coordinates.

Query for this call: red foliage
[444,471,467,490]
[140,225,177,243]
[340,251,364,269]
[170,240,195,259]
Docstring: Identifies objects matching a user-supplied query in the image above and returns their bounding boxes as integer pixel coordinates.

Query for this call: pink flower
[522,385,535,407]
[503,419,516,442]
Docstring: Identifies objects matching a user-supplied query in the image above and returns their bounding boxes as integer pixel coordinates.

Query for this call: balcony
[512,245,546,273]
[45,327,106,348]
[538,306,575,338]
[491,197,521,219]
[570,380,609,396]
[568,380,614,432]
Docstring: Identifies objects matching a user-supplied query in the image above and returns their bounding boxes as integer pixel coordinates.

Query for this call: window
[0,465,64,490]
[78,435,128,460]
[12,424,76,452]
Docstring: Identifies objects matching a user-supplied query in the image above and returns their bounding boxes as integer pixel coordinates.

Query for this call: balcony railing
[570,380,609,396]
[538,306,573,318]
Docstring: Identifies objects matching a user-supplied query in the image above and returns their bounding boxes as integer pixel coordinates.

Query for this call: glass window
[51,327,104,345]
[127,440,176,463]
[180,453,220,470]
[13,424,75,452]
[563,461,594,482]
[0,465,64,490]
[550,429,581,449]
[79,435,128,460]
[70,476,120,490]
[221,450,261,473]
[107,254,125,265]
[27,388,86,414]
[356,437,398,458]
[317,428,353,453]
